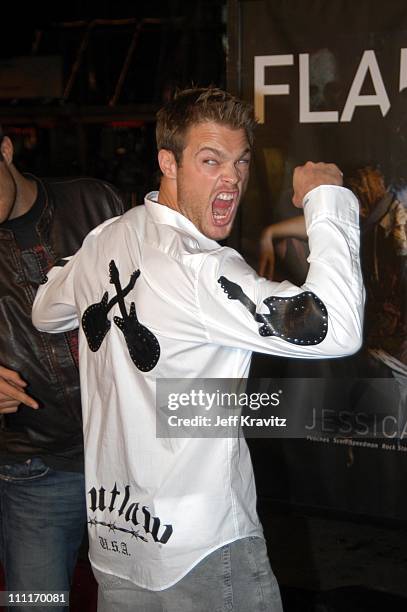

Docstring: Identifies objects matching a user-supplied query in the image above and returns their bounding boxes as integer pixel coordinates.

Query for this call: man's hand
[0,365,39,414]
[293,161,343,208]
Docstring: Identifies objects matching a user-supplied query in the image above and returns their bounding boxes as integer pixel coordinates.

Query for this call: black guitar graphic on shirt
[81,260,160,372]
[109,260,160,371]
[217,275,328,344]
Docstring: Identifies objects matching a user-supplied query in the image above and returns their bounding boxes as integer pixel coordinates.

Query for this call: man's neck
[9,169,38,219]
[157,177,179,213]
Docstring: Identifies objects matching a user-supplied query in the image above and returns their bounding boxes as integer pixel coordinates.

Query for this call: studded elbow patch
[218,276,328,345]
[255,292,328,344]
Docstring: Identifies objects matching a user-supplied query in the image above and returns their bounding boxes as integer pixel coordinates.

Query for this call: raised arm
[200,162,364,359]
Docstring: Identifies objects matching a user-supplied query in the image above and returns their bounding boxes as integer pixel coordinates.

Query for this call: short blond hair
[156,87,256,164]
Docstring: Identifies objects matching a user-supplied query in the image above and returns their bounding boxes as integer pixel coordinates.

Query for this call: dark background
[0,1,226,203]
[1,2,407,609]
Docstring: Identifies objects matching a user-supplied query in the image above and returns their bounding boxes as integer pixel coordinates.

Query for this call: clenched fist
[293,161,343,208]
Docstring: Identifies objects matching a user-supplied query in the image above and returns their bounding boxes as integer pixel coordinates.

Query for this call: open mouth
[211,191,237,226]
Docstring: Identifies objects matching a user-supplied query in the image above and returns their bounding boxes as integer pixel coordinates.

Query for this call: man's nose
[222,163,239,184]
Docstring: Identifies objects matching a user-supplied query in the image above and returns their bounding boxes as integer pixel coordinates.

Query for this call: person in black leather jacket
[0,127,125,610]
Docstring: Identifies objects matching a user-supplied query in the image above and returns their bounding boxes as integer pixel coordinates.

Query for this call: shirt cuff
[303,185,360,229]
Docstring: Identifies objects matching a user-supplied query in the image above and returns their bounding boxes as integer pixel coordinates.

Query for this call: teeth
[213,212,228,219]
[217,193,234,201]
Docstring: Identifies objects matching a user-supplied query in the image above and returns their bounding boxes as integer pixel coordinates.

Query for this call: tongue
[213,198,231,215]
[213,203,232,226]
[214,197,230,207]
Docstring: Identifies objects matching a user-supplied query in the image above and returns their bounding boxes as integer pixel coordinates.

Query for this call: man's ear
[0,136,14,165]
[158,149,177,179]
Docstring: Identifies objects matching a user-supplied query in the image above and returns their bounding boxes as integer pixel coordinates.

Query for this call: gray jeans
[94,536,283,612]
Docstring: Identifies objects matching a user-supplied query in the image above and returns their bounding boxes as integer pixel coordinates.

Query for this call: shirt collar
[144,191,221,250]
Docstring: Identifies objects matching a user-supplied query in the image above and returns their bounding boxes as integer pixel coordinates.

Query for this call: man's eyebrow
[195,146,251,158]
[195,146,222,157]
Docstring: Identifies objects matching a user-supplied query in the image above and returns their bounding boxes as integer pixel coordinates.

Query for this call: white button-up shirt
[33,186,363,590]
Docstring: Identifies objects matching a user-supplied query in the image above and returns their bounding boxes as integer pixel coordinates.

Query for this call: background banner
[228,0,407,521]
